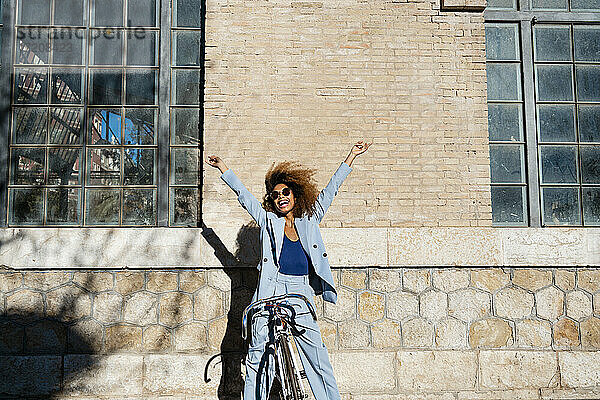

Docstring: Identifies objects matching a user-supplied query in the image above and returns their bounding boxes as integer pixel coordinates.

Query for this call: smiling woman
[262,160,320,219]
[205,141,371,400]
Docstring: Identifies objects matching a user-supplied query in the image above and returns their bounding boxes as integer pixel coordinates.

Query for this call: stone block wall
[2,268,600,399]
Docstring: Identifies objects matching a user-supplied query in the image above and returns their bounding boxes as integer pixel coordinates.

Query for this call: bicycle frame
[241,293,318,400]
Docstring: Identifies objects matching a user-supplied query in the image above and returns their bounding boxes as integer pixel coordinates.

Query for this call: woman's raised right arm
[206,155,267,227]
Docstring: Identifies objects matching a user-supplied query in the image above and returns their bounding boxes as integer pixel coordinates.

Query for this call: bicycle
[241,293,318,400]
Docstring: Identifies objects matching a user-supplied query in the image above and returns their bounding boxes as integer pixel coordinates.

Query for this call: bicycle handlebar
[241,293,317,341]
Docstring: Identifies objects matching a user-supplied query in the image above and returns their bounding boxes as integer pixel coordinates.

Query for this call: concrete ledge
[1,352,600,397]
[0,355,61,395]
[1,227,600,268]
[559,352,600,388]
[143,355,220,395]
[64,355,144,396]
[479,350,558,389]
[330,351,396,392]
[396,351,477,391]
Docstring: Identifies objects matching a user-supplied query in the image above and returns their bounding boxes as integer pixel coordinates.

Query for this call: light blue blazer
[221,162,353,304]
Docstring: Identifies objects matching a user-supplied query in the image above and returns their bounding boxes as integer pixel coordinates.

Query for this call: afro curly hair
[262,161,321,218]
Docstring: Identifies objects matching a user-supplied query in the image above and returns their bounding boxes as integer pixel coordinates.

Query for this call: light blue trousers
[244,272,341,400]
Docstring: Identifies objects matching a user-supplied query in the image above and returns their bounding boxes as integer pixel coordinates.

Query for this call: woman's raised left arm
[313,140,372,222]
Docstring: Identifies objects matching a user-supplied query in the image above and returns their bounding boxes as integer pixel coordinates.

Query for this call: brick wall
[2,268,599,399]
[202,0,492,229]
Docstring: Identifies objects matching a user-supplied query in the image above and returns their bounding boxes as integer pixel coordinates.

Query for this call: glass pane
[18,0,51,25]
[537,105,576,142]
[534,26,571,62]
[532,0,567,9]
[123,189,155,225]
[89,69,123,105]
[486,63,522,101]
[536,65,573,102]
[574,26,600,62]
[51,68,83,104]
[50,108,83,144]
[48,148,81,185]
[127,31,157,66]
[9,188,44,226]
[572,0,600,10]
[171,148,198,185]
[581,146,600,184]
[170,187,198,226]
[91,30,123,65]
[124,109,156,145]
[542,187,581,226]
[92,0,123,26]
[485,24,519,61]
[170,108,200,144]
[125,70,157,105]
[491,186,527,225]
[17,28,50,64]
[486,0,517,8]
[172,69,201,105]
[578,105,600,142]
[124,148,155,185]
[88,108,121,145]
[87,148,121,185]
[11,148,45,185]
[576,66,600,102]
[172,31,202,66]
[173,0,202,28]
[54,0,85,26]
[540,145,578,184]
[52,29,85,65]
[583,188,600,226]
[489,144,525,183]
[12,107,48,144]
[14,68,48,104]
[127,0,157,27]
[488,103,523,142]
[85,188,120,225]
[47,188,80,225]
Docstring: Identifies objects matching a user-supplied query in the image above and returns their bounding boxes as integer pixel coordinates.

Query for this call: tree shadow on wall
[0,271,100,399]
[0,227,203,399]
[202,221,288,400]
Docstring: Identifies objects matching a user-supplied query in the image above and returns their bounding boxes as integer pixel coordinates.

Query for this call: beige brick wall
[202,0,492,228]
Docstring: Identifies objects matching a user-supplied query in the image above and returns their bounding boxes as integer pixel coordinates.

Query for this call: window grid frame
[485,2,600,227]
[534,22,600,226]
[486,20,531,227]
[168,0,203,227]
[0,0,195,227]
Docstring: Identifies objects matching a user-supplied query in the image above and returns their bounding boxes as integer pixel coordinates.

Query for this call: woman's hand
[351,141,372,155]
[205,155,229,174]
[344,140,372,167]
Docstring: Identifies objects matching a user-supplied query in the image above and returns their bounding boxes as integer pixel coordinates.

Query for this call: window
[1,0,204,227]
[485,1,600,226]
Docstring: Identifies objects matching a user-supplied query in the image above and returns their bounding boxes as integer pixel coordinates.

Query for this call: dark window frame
[0,0,205,227]
[485,0,600,227]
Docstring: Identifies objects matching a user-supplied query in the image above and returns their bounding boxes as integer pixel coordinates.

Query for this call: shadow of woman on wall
[202,222,287,399]
[201,221,261,399]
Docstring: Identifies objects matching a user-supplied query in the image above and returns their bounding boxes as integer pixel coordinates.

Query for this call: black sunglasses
[269,187,291,200]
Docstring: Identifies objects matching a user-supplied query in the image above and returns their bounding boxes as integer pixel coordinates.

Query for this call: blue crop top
[278,234,310,276]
